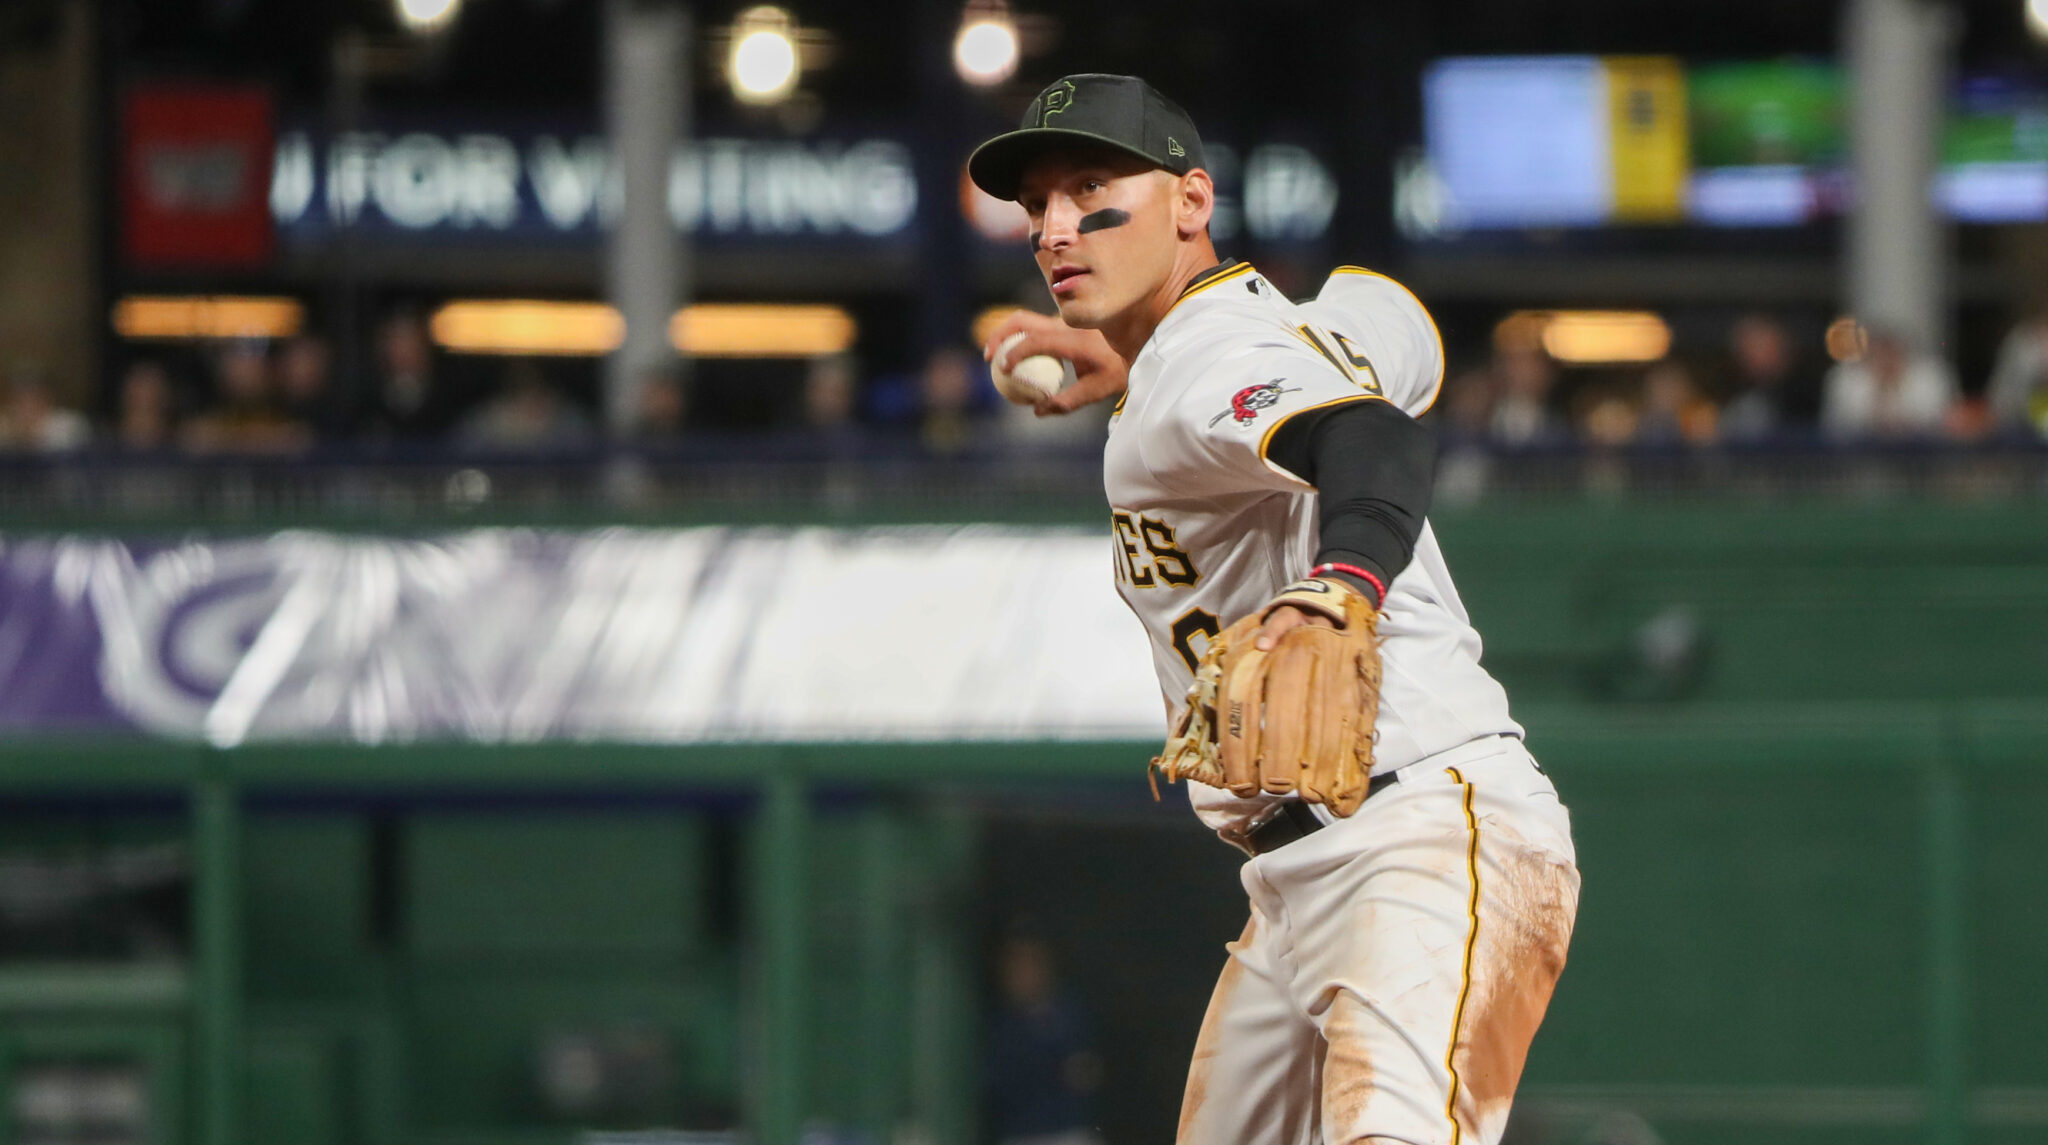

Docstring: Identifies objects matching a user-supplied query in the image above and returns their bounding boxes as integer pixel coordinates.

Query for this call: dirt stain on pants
[1179,917,1254,1141]
[1453,839,1580,1142]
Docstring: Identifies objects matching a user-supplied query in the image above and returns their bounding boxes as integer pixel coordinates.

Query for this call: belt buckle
[1236,771,1403,857]
[1243,802,1322,856]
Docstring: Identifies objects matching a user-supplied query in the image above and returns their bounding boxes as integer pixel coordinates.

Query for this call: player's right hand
[981,310,1128,416]
[1253,603,1337,651]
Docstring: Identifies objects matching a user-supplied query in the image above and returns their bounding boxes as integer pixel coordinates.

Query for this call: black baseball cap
[968,73,1207,202]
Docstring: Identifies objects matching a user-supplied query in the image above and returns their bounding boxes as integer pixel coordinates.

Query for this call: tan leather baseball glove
[1150,577,1382,817]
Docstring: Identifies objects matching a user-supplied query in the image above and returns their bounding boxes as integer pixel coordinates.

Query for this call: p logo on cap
[1039,80,1077,124]
[967,73,1209,201]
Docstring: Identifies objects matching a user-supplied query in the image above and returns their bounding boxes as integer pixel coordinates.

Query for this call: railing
[0,439,2045,527]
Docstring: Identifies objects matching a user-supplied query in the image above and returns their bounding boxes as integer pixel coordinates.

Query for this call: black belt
[1243,771,1401,856]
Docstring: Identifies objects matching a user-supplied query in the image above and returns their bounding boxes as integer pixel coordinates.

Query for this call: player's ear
[1175,169,1215,239]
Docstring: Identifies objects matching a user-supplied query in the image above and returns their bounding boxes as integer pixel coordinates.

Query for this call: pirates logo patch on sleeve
[1210,380,1301,427]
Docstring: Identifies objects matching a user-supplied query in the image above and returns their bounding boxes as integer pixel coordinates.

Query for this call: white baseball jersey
[1104,260,1521,834]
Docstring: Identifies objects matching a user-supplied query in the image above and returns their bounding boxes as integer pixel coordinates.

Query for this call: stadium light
[2029,0,2048,43]
[393,0,460,35]
[729,7,800,104]
[431,301,626,356]
[670,304,856,357]
[1496,311,1671,365]
[428,300,857,358]
[113,296,305,341]
[972,306,1024,348]
[1541,312,1670,364]
[954,4,1020,86]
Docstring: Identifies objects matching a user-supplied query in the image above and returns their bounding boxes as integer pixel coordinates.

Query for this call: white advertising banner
[0,527,1162,745]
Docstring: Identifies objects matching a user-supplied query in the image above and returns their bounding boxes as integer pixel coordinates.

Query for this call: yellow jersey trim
[1253,393,1392,485]
[1442,765,1482,1145]
[1165,261,1257,318]
[1332,266,1446,416]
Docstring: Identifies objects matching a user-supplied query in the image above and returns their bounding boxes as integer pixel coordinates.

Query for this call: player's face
[1016,150,1181,330]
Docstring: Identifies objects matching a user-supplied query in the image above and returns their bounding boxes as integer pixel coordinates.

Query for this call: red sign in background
[121,83,274,269]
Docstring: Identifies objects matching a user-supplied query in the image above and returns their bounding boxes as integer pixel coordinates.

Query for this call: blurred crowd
[1438,307,2048,454]
[5,305,2048,458]
[88,311,608,457]
[0,307,1096,459]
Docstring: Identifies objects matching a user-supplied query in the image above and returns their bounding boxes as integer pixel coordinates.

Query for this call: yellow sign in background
[1604,56,1689,222]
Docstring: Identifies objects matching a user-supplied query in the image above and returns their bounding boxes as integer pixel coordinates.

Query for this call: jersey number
[1296,324,1384,396]
[1170,608,1222,673]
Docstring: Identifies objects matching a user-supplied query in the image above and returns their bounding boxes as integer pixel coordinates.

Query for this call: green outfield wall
[0,706,2043,1145]
[0,499,2043,1145]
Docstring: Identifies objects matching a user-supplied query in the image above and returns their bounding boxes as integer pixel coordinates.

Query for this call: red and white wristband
[1310,562,1386,609]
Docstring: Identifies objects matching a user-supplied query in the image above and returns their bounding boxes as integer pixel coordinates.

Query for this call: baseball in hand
[991,331,1069,404]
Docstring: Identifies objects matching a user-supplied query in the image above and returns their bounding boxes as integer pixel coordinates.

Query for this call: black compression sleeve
[1263,399,1436,604]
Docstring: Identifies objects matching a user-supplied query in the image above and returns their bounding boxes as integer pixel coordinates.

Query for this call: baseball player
[970,75,1580,1145]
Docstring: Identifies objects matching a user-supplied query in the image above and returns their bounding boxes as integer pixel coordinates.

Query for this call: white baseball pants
[1177,737,1580,1145]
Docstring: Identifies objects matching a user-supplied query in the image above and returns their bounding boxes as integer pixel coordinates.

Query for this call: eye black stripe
[1077,208,1131,234]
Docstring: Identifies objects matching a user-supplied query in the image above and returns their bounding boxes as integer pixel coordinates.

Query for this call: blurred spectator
[181,343,311,454]
[868,346,1001,441]
[276,332,348,442]
[1820,328,1958,442]
[115,360,177,450]
[802,354,858,431]
[360,310,455,440]
[1437,366,1498,447]
[1985,303,2048,438]
[920,346,981,454]
[1719,314,1818,440]
[1635,360,1718,446]
[1489,341,1566,446]
[0,362,89,452]
[1432,367,1500,506]
[634,367,688,439]
[983,930,1104,1145]
[457,361,594,450]
[1575,389,1638,449]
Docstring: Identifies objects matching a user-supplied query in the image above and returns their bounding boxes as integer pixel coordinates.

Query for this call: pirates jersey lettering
[1110,510,1201,588]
